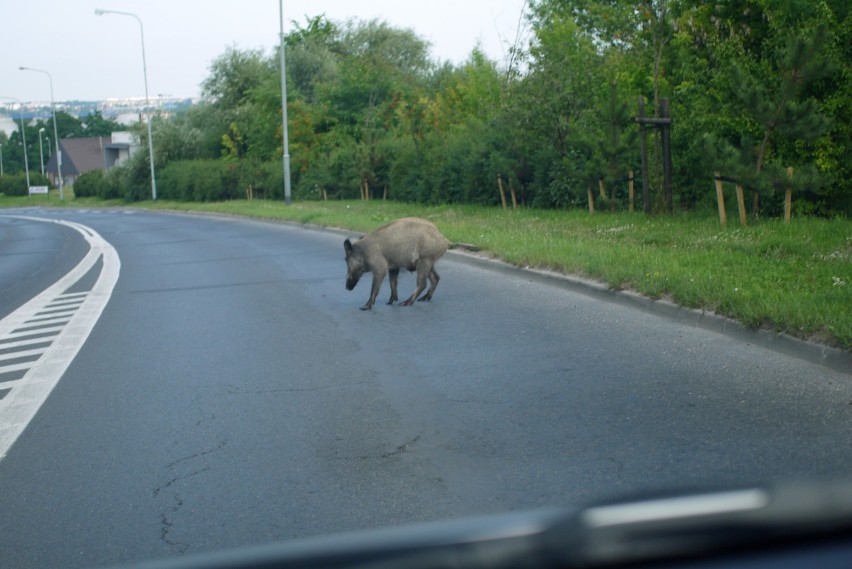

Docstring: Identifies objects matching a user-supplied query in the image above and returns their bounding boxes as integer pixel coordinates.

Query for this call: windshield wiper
[109,479,852,569]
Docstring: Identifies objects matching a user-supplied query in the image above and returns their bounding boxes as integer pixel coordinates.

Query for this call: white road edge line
[0,216,120,461]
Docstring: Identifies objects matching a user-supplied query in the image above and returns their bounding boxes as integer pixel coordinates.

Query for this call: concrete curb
[443,248,851,376]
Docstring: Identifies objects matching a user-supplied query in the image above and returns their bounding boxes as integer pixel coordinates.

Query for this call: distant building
[45,132,139,186]
[104,132,137,168]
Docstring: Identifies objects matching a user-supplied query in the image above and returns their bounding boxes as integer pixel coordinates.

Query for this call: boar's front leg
[361,269,386,310]
[386,269,400,304]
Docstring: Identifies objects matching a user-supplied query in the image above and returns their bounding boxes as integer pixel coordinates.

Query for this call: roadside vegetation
[2,1,848,214]
[3,194,849,351]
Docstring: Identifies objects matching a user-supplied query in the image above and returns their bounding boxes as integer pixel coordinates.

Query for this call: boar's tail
[449,241,481,252]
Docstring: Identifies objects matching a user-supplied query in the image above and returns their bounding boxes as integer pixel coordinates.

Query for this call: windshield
[1,2,850,569]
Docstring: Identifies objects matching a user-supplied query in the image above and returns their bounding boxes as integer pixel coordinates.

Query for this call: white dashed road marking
[0,216,120,461]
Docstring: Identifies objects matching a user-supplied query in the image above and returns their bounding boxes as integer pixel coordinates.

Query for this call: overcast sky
[2,0,529,103]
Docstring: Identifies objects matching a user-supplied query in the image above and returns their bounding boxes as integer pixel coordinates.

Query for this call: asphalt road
[1,208,850,569]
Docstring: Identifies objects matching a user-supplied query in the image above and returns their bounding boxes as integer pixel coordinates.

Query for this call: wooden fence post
[785,167,794,224]
[598,179,607,199]
[735,183,747,226]
[497,175,508,209]
[714,172,727,226]
[587,187,595,214]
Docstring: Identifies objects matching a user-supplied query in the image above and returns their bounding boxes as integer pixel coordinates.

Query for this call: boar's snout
[346,274,359,290]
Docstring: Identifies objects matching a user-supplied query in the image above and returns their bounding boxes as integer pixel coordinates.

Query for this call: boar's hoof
[359,303,373,310]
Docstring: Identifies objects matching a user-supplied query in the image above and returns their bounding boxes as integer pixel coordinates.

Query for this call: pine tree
[593,80,637,208]
[734,30,831,175]
[726,29,831,205]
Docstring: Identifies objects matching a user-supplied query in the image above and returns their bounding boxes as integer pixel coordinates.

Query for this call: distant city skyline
[0,96,196,137]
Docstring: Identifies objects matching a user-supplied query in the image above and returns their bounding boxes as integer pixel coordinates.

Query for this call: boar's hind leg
[400,262,435,306]
[418,268,440,302]
[387,269,399,304]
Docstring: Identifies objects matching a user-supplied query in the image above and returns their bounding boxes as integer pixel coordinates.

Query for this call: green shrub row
[72,159,287,202]
[0,173,51,197]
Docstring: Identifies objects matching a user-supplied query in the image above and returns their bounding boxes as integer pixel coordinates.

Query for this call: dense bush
[0,173,30,196]
[72,170,106,198]
[0,172,51,196]
[157,160,241,201]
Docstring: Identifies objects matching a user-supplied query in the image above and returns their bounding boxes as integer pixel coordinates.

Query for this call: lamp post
[95,8,157,200]
[1,96,32,191]
[17,68,60,198]
[279,0,292,205]
[38,128,45,175]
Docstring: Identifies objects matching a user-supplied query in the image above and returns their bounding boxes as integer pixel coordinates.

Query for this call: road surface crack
[226,382,369,394]
[165,440,227,469]
[160,494,189,555]
[153,440,227,555]
[152,466,211,499]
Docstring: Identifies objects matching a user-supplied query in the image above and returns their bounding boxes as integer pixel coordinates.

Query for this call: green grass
[3,194,851,350]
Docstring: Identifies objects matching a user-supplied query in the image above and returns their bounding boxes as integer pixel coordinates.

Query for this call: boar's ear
[344,238,353,255]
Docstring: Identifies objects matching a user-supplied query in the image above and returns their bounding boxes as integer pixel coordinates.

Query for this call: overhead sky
[3,0,529,103]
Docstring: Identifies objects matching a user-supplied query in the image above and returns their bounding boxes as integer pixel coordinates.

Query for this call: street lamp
[1,96,32,191]
[38,128,45,175]
[279,0,292,205]
[17,68,60,199]
[95,8,157,200]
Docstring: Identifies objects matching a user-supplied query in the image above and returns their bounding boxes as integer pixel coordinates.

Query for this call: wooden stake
[598,178,607,199]
[497,175,507,209]
[509,182,518,209]
[588,188,595,214]
[383,184,388,200]
[735,183,747,226]
[785,167,793,224]
[714,172,727,226]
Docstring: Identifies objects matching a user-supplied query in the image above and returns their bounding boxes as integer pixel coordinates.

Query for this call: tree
[513,3,602,206]
[202,47,272,109]
[715,31,832,214]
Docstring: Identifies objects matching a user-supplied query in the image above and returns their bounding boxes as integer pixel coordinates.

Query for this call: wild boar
[344,217,450,310]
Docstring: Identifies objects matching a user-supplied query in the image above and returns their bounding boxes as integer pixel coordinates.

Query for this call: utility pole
[279,0,292,205]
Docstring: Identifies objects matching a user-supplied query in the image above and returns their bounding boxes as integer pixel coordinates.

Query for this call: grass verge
[3,194,850,351]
